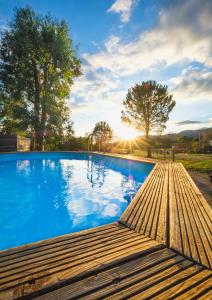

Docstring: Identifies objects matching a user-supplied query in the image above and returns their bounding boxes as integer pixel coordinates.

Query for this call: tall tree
[122,81,175,157]
[0,7,81,150]
[92,121,113,152]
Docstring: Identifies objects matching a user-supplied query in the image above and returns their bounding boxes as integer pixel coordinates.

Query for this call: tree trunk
[100,138,103,152]
[33,62,42,151]
[39,107,47,151]
[98,138,100,151]
[145,131,151,158]
[37,63,48,151]
[35,131,43,151]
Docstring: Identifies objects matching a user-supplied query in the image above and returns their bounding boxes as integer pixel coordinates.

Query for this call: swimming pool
[0,152,153,250]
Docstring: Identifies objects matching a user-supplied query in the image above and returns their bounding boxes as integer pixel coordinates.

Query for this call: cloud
[107,0,136,23]
[102,203,119,217]
[85,0,212,77]
[171,66,212,102]
[71,70,123,109]
[176,120,202,125]
[71,0,212,134]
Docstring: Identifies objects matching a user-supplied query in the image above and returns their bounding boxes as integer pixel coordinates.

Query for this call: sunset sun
[118,125,138,141]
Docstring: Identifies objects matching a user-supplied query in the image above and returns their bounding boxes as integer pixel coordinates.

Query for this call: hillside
[164,127,212,140]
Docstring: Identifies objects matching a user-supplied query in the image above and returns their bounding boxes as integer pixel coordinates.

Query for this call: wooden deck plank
[0,223,120,260]
[178,165,212,246]
[121,161,211,268]
[169,275,212,300]
[120,163,169,245]
[0,227,134,272]
[85,260,200,300]
[0,236,154,287]
[130,268,211,300]
[197,290,212,300]
[182,180,212,249]
[135,165,164,232]
[0,223,163,300]
[170,164,195,261]
[169,163,212,268]
[137,164,165,239]
[121,165,160,227]
[33,249,211,300]
[150,164,169,243]
[169,164,183,254]
[176,165,211,267]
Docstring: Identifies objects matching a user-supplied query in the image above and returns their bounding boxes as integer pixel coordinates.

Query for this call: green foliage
[178,159,212,172]
[60,136,88,151]
[191,139,199,153]
[130,150,212,172]
[0,6,81,149]
[92,121,113,152]
[44,121,75,150]
[122,80,175,157]
[177,135,193,143]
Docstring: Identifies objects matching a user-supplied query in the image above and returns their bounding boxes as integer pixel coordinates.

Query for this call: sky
[0,0,212,136]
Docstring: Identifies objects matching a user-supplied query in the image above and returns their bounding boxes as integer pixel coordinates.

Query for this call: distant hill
[122,127,212,141]
[146,127,212,143]
[177,127,212,138]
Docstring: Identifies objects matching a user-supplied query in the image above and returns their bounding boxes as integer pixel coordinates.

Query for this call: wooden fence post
[172,146,175,162]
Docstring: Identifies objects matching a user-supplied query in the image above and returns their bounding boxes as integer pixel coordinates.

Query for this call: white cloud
[102,203,119,217]
[105,35,121,53]
[71,0,212,135]
[85,1,212,77]
[107,0,136,23]
[71,70,122,107]
[171,66,212,102]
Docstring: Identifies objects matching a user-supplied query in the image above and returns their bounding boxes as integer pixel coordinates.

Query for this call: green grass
[176,159,212,172]
[175,154,212,172]
[127,150,212,172]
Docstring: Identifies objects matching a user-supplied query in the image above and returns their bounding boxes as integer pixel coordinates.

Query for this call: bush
[60,137,87,151]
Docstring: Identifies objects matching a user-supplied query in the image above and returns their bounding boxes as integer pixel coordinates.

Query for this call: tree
[0,7,81,150]
[121,81,175,157]
[191,139,199,153]
[92,121,113,152]
[60,136,88,151]
[45,121,74,150]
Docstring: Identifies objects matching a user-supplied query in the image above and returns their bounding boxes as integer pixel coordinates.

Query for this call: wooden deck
[0,160,211,299]
[120,163,212,269]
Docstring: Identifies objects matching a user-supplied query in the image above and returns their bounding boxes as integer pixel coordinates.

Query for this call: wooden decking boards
[120,163,169,245]
[0,223,162,299]
[0,223,211,300]
[169,163,212,269]
[0,158,212,300]
[34,248,211,300]
[120,162,212,269]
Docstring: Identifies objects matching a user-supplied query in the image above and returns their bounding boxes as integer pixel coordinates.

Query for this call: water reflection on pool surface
[0,152,153,250]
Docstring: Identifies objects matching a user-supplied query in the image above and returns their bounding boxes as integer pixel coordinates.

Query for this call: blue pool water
[0,152,153,250]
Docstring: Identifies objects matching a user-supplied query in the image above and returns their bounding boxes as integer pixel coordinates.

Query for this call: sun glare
[118,126,138,141]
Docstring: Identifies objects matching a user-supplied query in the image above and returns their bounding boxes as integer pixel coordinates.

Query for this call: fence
[0,135,31,152]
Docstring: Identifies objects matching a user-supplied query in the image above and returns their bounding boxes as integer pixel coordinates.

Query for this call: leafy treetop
[122,80,175,157]
[0,6,81,150]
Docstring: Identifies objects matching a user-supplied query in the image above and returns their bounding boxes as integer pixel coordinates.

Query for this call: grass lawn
[129,150,212,172]
[175,154,212,172]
